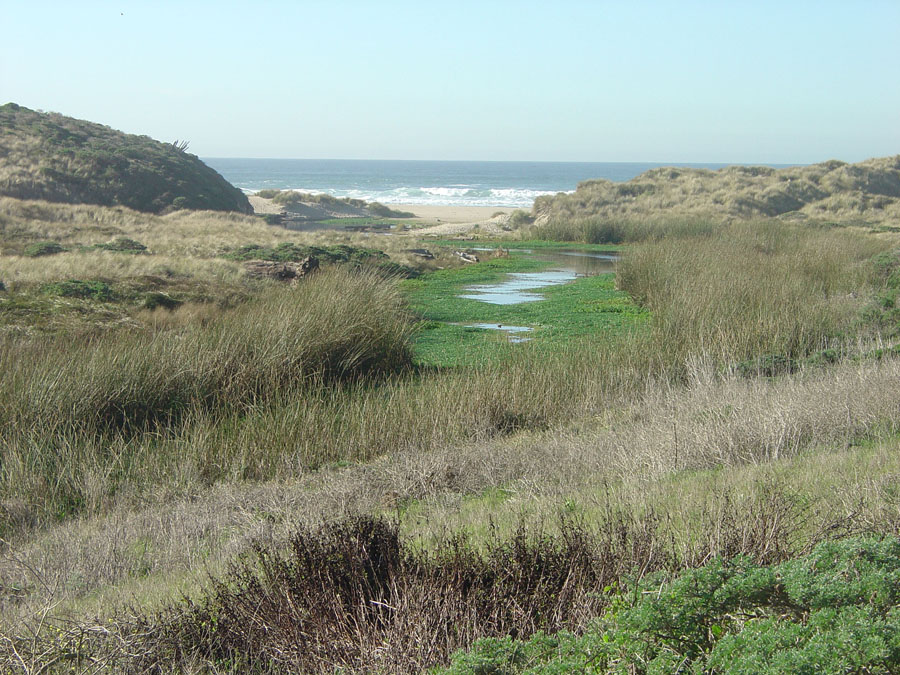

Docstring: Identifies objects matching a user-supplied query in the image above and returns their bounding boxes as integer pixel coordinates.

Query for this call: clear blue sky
[2,1,898,163]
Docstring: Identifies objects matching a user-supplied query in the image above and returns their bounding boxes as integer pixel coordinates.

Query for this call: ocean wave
[245,185,568,207]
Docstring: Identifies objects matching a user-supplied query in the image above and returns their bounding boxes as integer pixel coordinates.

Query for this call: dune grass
[528,155,900,229]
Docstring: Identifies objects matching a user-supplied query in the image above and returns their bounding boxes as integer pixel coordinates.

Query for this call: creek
[459,249,618,339]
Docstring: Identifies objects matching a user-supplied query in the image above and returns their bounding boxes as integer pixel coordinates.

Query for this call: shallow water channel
[459,249,618,340]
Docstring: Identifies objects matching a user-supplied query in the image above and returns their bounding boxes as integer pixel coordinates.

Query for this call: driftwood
[454,250,479,264]
[243,256,319,283]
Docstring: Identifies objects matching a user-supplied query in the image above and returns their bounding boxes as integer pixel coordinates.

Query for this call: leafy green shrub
[23,241,65,257]
[40,279,114,301]
[171,196,189,210]
[93,237,148,254]
[442,536,900,674]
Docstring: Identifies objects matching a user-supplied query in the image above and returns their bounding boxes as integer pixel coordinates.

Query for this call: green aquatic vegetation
[403,254,646,366]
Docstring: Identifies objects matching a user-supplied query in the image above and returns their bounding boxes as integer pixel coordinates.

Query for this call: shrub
[143,291,181,311]
[23,241,65,257]
[93,237,148,254]
[40,279,114,301]
[443,536,900,674]
[224,242,387,266]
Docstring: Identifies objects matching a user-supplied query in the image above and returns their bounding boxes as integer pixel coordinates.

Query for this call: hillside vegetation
[0,103,251,214]
[532,155,900,239]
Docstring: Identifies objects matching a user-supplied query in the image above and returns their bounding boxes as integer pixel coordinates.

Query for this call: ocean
[203,159,753,208]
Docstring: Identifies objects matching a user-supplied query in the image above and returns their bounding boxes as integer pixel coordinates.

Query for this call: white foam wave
[249,185,569,207]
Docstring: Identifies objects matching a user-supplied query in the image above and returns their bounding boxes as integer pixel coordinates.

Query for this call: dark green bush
[373,261,420,279]
[143,292,181,310]
[23,241,65,257]
[368,202,414,218]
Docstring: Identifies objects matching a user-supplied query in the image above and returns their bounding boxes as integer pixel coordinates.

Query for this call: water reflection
[458,250,617,305]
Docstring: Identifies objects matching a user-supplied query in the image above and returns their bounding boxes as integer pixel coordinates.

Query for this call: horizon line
[201,157,804,166]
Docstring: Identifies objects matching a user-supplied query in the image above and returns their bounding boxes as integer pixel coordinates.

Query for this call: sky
[2,0,899,163]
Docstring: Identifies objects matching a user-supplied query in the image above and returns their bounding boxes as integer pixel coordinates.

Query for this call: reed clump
[0,268,414,436]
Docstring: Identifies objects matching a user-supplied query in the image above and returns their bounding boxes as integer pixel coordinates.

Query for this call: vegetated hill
[0,103,252,214]
[532,155,900,226]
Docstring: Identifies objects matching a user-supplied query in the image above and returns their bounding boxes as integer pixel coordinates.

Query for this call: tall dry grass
[617,221,888,366]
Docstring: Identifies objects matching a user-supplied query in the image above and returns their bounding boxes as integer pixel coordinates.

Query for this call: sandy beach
[395,205,509,224]
[249,195,516,236]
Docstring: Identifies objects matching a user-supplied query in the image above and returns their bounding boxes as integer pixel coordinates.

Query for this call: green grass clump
[443,536,900,674]
[23,240,65,257]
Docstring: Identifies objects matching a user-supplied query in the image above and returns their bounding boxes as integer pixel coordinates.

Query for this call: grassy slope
[0,103,251,214]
